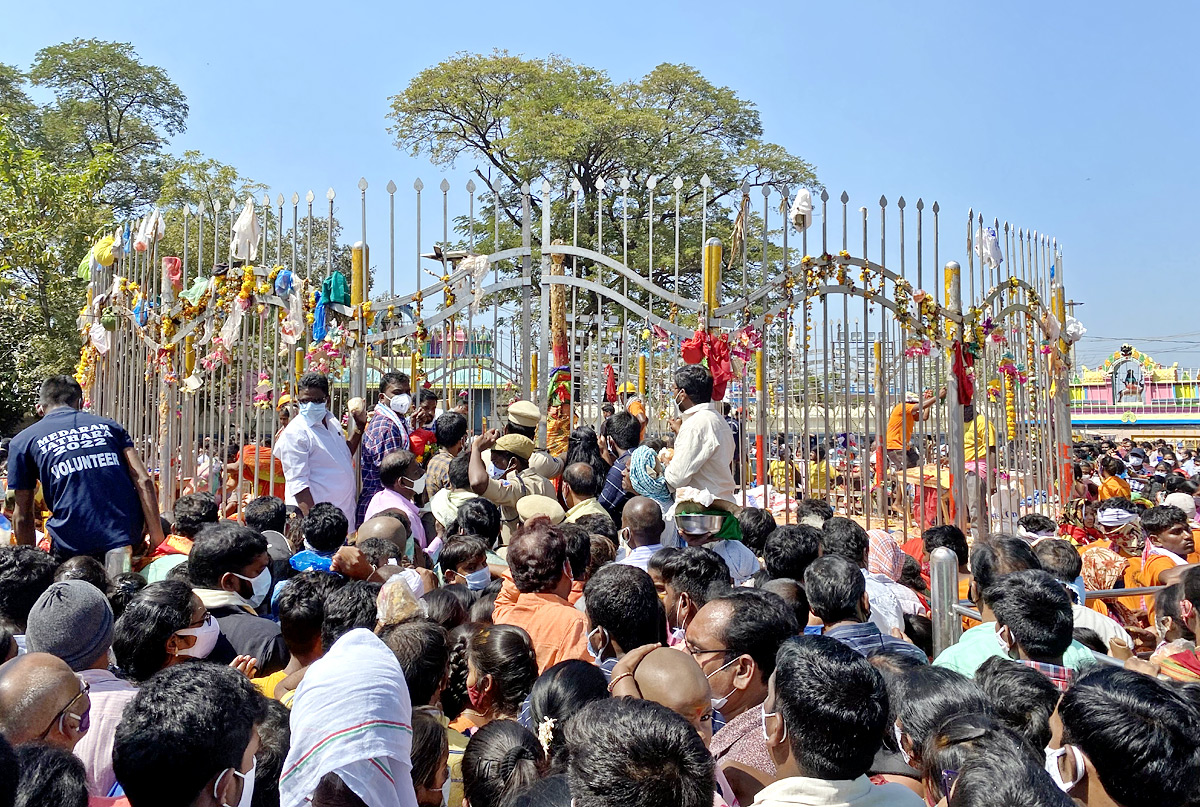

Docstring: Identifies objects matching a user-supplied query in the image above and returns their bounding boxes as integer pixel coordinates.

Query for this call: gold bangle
[608,672,634,693]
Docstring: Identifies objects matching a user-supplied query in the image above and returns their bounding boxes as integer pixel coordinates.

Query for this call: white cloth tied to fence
[789,188,814,232]
[1063,316,1086,344]
[230,198,261,261]
[133,209,164,252]
[975,225,1004,270]
[462,253,491,314]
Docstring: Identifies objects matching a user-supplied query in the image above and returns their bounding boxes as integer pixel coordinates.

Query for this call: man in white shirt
[666,365,736,505]
[616,496,667,572]
[275,372,366,530]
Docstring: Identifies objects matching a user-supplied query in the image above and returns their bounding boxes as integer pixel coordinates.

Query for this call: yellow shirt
[808,460,834,492]
[962,414,995,462]
[565,497,610,523]
[251,670,289,700]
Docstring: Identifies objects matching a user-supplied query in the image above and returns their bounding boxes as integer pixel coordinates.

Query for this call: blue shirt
[7,408,141,555]
[824,622,929,665]
[599,450,633,521]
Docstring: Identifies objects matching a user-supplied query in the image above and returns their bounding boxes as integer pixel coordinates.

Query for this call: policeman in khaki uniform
[503,400,564,480]
[468,430,558,544]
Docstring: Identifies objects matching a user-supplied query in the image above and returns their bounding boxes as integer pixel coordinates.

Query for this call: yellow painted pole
[532,353,539,398]
[295,347,304,383]
[638,354,646,395]
[703,237,723,329]
[351,243,365,308]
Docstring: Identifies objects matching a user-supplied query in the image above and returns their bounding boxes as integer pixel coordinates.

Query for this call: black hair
[1060,667,1200,807]
[924,525,969,567]
[0,727,13,807]
[277,571,335,657]
[565,698,714,807]
[936,723,1072,807]
[435,412,469,448]
[252,700,292,807]
[795,498,834,525]
[586,535,616,578]
[298,372,330,396]
[562,462,601,499]
[889,665,990,769]
[172,492,219,538]
[462,720,545,807]
[244,496,287,535]
[0,546,57,631]
[673,365,713,405]
[821,517,869,567]
[356,537,402,569]
[38,375,84,408]
[803,554,866,625]
[418,388,439,406]
[558,523,591,580]
[1142,504,1188,536]
[660,546,731,606]
[380,450,418,489]
[565,427,610,485]
[320,580,380,650]
[113,580,195,683]
[440,536,489,576]
[1165,475,1198,496]
[574,513,615,544]
[984,570,1073,660]
[760,578,810,630]
[974,656,1058,750]
[970,535,1041,596]
[1096,496,1137,516]
[448,498,502,548]
[447,452,472,490]
[764,524,822,581]
[303,502,349,553]
[442,623,477,720]
[737,508,777,555]
[1016,513,1057,535]
[604,412,642,451]
[506,420,537,440]
[53,555,109,592]
[1072,627,1106,654]
[107,572,147,621]
[422,587,469,632]
[470,581,502,624]
[711,588,799,679]
[902,613,933,659]
[188,522,269,589]
[1099,454,1125,477]
[899,554,927,594]
[411,710,449,795]
[511,773,571,807]
[467,624,539,718]
[647,546,679,578]
[379,371,408,394]
[774,635,889,780]
[113,662,268,807]
[1156,583,1196,642]
[14,743,88,807]
[165,561,191,583]
[583,564,668,653]
[380,618,449,707]
[528,660,611,771]
[1033,539,1083,585]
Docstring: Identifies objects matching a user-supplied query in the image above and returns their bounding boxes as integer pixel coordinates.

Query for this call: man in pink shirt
[365,449,430,555]
[24,580,134,797]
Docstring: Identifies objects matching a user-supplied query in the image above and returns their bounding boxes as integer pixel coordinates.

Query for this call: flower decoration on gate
[903,338,932,358]
[200,336,231,371]
[306,323,349,375]
[253,372,274,409]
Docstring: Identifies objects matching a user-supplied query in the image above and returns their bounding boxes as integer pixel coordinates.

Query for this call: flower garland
[253,372,274,409]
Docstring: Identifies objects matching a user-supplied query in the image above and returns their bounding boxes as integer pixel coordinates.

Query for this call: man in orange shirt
[621,387,648,440]
[885,389,943,469]
[1141,505,1197,590]
[491,516,590,673]
[1096,455,1131,501]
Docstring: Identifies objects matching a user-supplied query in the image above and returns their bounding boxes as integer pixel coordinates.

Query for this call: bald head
[634,647,713,744]
[563,462,600,500]
[357,513,410,547]
[0,653,86,748]
[622,496,665,546]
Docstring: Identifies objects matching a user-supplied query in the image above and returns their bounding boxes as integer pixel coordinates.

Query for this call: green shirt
[932,622,1097,677]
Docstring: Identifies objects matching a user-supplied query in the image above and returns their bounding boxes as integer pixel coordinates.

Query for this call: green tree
[30,38,188,214]
[387,52,816,312]
[0,115,112,430]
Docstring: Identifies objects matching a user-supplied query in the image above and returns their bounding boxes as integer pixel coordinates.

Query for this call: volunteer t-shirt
[7,408,142,555]
[886,403,919,450]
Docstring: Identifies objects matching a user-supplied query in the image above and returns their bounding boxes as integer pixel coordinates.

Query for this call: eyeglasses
[38,677,90,740]
[685,644,732,658]
[187,611,213,630]
[939,769,960,798]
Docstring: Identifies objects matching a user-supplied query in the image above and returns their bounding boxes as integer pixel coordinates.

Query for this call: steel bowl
[675,513,725,535]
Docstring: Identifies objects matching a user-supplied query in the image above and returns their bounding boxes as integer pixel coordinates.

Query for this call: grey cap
[25,580,114,671]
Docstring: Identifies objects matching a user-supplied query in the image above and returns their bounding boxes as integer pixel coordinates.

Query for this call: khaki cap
[494,433,535,460]
[516,495,565,525]
[507,400,543,428]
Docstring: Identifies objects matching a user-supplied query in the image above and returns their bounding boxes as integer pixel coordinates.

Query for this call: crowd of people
[0,372,1199,807]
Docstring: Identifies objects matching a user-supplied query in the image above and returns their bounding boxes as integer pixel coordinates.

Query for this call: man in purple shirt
[356,371,411,526]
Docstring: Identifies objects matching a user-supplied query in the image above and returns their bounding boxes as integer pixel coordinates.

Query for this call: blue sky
[4,0,1197,371]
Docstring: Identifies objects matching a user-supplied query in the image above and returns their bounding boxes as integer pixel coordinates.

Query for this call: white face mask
[298,401,326,425]
[586,626,608,662]
[995,625,1016,658]
[174,613,220,659]
[893,722,913,766]
[233,567,273,609]
[405,473,427,495]
[760,703,786,744]
[706,656,739,711]
[1045,745,1085,792]
[215,756,256,807]
[390,393,412,414]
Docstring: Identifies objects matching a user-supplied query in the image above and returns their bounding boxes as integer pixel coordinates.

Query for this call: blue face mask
[586,627,608,662]
[298,401,326,425]
[464,567,491,591]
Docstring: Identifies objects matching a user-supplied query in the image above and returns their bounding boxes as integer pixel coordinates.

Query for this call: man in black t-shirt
[7,376,164,560]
